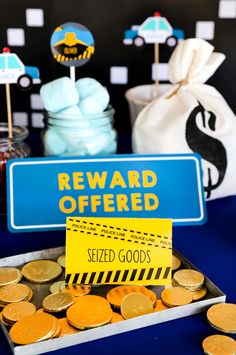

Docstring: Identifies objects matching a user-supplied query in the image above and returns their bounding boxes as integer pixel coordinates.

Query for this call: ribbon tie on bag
[166,78,189,99]
[166,50,196,99]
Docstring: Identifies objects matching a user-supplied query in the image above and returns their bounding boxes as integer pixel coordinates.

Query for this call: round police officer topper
[50,22,95,67]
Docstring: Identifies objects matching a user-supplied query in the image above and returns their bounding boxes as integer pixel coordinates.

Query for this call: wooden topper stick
[70,66,76,84]
[5,83,13,139]
[154,42,159,86]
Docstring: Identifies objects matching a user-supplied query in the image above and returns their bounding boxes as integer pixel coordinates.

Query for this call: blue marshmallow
[43,130,67,156]
[75,77,102,98]
[76,77,109,114]
[40,77,79,112]
[58,105,82,118]
[79,96,103,115]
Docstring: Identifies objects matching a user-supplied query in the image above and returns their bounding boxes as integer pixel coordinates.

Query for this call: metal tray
[0,246,226,355]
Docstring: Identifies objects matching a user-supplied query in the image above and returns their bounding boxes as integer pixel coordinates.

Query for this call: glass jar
[42,106,117,157]
[0,123,30,213]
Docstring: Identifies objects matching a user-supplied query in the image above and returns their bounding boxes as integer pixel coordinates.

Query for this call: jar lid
[0,123,29,143]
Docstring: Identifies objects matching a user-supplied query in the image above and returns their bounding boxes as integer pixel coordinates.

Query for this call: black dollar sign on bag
[185,101,227,199]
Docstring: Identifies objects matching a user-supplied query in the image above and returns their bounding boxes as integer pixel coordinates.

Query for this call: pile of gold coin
[0,252,212,349]
[0,283,33,305]
[0,267,22,287]
[67,295,113,329]
[1,301,36,326]
[0,257,68,345]
[106,285,170,319]
[9,313,61,344]
[106,285,157,308]
[172,268,207,301]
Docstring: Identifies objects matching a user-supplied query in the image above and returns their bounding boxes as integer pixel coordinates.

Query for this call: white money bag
[132,38,236,200]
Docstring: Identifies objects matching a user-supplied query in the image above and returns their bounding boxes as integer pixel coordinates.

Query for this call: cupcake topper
[123,12,184,85]
[50,22,95,83]
[0,47,41,138]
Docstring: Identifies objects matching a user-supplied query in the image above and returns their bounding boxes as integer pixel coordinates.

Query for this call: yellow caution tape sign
[66,217,172,286]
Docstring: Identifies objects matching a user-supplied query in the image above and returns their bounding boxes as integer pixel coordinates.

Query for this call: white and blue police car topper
[123,12,185,48]
[0,47,41,90]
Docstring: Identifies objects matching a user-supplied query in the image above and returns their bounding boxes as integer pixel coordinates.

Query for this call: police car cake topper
[123,12,184,85]
[0,47,41,138]
[50,22,95,83]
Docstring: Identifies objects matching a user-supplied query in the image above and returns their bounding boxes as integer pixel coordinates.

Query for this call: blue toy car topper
[123,12,184,48]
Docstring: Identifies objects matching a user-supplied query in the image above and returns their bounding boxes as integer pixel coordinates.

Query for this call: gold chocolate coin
[24,286,33,302]
[50,281,65,294]
[154,299,169,311]
[22,260,62,283]
[0,311,10,327]
[111,312,124,323]
[161,287,193,307]
[57,255,65,268]
[0,267,22,287]
[165,279,179,288]
[36,308,47,314]
[67,295,113,329]
[191,286,207,301]
[9,313,59,344]
[58,318,79,337]
[202,334,236,355]
[0,284,31,304]
[49,320,61,339]
[173,269,204,289]
[121,293,153,319]
[2,301,36,323]
[207,303,236,333]
[106,285,157,308]
[61,284,91,297]
[43,292,74,313]
[172,255,181,271]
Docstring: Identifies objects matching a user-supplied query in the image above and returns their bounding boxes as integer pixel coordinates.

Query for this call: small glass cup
[0,123,30,213]
[42,106,117,157]
[125,84,172,127]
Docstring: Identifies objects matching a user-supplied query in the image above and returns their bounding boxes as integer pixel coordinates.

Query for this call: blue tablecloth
[1,195,236,354]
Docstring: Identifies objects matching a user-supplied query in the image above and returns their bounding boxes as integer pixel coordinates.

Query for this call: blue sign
[7,154,206,232]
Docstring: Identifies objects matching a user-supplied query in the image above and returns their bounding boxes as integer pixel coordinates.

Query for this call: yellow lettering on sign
[73,172,84,190]
[58,193,160,214]
[131,193,143,211]
[78,195,89,213]
[127,170,141,188]
[58,173,71,190]
[59,196,76,213]
[110,171,127,189]
[144,193,159,210]
[91,195,101,212]
[116,194,129,211]
[58,169,158,190]
[86,171,107,189]
[103,194,115,212]
[142,170,157,187]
